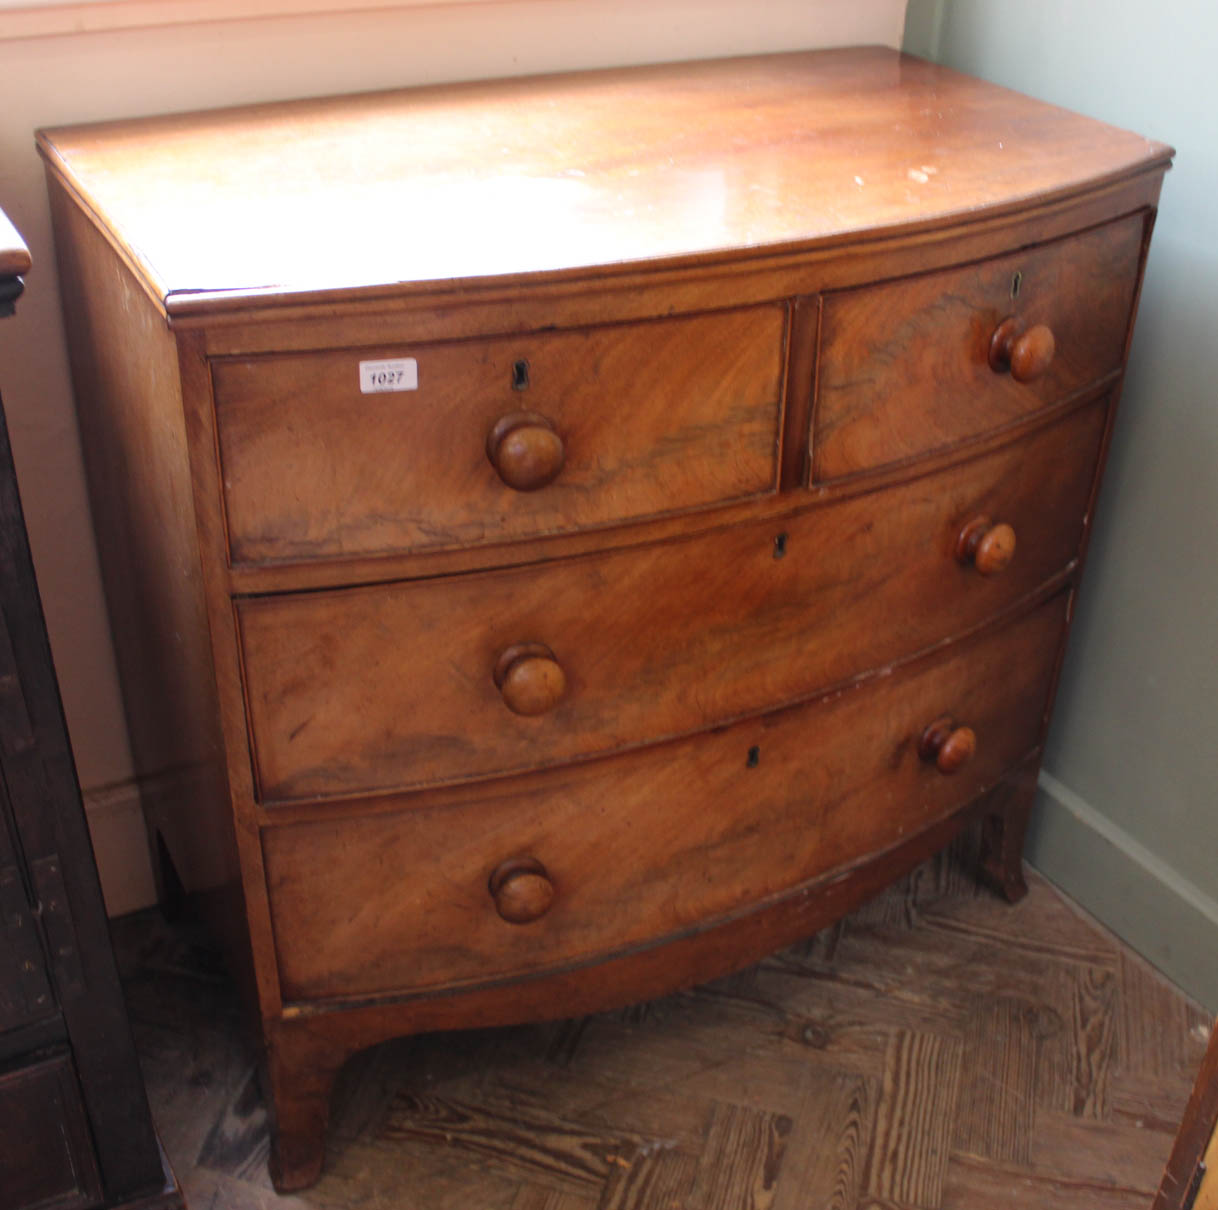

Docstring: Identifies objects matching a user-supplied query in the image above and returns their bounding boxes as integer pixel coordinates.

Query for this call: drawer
[263,592,1068,1002]
[239,400,1104,804]
[812,214,1144,481]
[212,305,787,565]
[0,1054,103,1210]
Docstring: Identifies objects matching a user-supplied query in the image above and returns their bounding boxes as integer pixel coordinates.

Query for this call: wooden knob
[494,642,566,716]
[486,411,565,491]
[956,515,1017,576]
[489,857,555,924]
[988,317,1055,382]
[918,715,977,775]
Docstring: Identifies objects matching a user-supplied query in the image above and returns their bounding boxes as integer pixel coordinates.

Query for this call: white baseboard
[81,778,158,918]
[1028,770,1218,1013]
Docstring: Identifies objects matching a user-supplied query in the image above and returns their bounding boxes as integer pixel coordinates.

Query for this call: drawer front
[213,305,787,565]
[263,593,1068,1002]
[0,1054,103,1210]
[240,400,1105,803]
[813,214,1143,482]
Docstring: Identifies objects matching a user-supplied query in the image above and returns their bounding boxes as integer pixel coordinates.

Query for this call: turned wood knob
[955,515,1017,576]
[486,411,565,491]
[489,857,555,924]
[988,317,1055,382]
[918,715,977,775]
[493,642,566,716]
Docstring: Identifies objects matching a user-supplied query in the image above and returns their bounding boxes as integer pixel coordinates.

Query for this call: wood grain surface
[813,213,1145,480]
[261,594,1066,1003]
[1155,1014,1218,1209]
[239,403,1103,803]
[0,1054,103,1210]
[213,304,786,564]
[36,49,1170,311]
[44,180,267,1016]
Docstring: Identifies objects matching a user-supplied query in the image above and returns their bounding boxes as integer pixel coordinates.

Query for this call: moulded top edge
[36,48,1174,318]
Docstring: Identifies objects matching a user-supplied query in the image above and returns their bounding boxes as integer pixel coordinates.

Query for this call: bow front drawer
[812,213,1145,482]
[262,592,1068,1003]
[212,304,787,566]
[238,400,1104,804]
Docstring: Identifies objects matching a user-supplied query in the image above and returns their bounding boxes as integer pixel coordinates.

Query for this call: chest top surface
[37,47,1170,314]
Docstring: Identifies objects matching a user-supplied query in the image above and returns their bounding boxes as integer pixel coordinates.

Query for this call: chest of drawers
[37,48,1171,1191]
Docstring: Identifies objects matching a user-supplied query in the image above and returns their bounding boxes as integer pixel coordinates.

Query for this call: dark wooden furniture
[0,211,180,1210]
[1157,1021,1218,1210]
[37,48,1172,1191]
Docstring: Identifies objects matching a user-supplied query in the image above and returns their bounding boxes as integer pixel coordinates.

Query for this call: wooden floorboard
[772,1068,873,1210]
[953,995,1039,1166]
[110,827,1208,1208]
[862,1029,963,1209]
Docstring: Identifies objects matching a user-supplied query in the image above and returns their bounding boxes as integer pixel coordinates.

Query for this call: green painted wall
[905,0,1218,1009]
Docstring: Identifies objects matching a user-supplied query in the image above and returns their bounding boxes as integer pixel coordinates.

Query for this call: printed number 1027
[359,357,419,394]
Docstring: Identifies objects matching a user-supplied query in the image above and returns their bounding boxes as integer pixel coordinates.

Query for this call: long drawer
[239,400,1105,804]
[813,213,1143,481]
[262,592,1069,1003]
[212,304,787,565]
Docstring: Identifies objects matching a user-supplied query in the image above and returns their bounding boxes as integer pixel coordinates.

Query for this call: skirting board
[82,778,158,917]
[1029,770,1218,1014]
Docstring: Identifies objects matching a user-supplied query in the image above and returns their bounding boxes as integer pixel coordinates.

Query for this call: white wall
[0,0,906,914]
[906,0,1218,1010]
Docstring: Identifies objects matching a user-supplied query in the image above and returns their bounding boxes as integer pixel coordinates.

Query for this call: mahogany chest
[37,48,1171,1190]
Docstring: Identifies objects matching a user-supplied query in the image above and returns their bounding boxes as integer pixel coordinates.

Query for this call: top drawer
[812,214,1145,482]
[212,305,787,565]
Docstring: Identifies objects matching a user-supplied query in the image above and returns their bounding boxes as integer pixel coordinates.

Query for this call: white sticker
[359,357,418,394]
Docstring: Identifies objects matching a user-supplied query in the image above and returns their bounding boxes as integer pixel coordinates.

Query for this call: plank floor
[110,828,1210,1209]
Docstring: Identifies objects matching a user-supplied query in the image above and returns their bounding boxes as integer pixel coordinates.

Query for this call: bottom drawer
[0,1054,103,1210]
[263,593,1069,1004]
